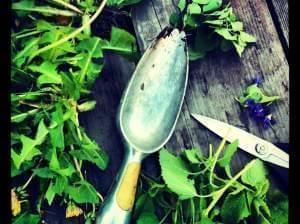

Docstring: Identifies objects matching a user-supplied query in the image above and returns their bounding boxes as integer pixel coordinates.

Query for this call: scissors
[190,113,289,169]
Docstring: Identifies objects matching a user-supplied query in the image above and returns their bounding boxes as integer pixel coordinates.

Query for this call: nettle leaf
[159,149,197,199]
[12,136,42,169]
[65,180,99,204]
[28,61,62,86]
[220,191,251,224]
[241,159,267,187]
[102,26,137,55]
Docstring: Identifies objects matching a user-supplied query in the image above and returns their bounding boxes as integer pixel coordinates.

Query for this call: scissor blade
[190,113,289,169]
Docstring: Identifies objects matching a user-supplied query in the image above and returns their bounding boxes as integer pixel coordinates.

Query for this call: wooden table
[42,0,289,223]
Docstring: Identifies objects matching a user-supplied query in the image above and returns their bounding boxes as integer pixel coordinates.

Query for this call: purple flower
[252,75,263,86]
[263,114,276,129]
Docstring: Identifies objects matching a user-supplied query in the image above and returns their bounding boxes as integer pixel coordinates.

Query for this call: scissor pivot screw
[255,144,268,155]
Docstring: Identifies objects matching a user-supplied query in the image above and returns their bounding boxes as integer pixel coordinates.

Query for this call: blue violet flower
[237,75,280,129]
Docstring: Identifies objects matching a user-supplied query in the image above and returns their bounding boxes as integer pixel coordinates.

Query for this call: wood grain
[268,0,289,51]
[131,0,289,172]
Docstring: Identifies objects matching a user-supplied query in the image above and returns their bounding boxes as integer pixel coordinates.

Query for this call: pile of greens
[170,0,256,59]
[11,0,268,223]
[11,0,138,223]
[133,138,288,224]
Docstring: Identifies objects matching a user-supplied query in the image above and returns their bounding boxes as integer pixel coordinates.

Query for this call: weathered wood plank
[268,0,289,51]
[131,0,289,171]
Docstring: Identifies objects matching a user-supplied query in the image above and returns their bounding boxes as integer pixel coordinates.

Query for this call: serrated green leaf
[28,61,62,86]
[77,37,104,58]
[220,191,251,224]
[13,212,40,224]
[215,28,237,41]
[233,41,245,57]
[241,159,267,187]
[218,139,238,168]
[231,21,243,31]
[13,38,39,68]
[193,0,210,4]
[102,26,137,55]
[137,212,159,224]
[65,180,99,204]
[61,72,81,101]
[188,3,202,15]
[202,0,222,13]
[35,119,49,145]
[12,136,42,169]
[178,0,186,11]
[49,104,65,149]
[45,181,56,205]
[159,149,197,199]
[239,31,256,43]
[33,167,56,178]
[184,148,202,164]
[268,189,288,224]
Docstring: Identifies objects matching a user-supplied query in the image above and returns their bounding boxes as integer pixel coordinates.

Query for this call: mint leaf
[159,149,197,199]
[215,28,237,41]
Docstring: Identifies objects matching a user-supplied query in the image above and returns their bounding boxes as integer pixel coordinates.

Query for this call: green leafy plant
[11,0,138,223]
[133,137,288,224]
[170,0,256,60]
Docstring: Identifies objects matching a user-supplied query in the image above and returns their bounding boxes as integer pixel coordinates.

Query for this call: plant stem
[15,30,44,39]
[21,173,35,190]
[50,0,83,14]
[70,144,84,180]
[159,209,172,224]
[97,192,104,202]
[28,0,108,62]
[209,129,231,187]
[12,5,77,17]
[204,159,257,217]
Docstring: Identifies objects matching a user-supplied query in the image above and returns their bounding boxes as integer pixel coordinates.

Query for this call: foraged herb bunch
[11,0,139,223]
[236,76,280,129]
[133,137,288,224]
[170,0,256,60]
